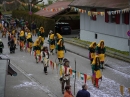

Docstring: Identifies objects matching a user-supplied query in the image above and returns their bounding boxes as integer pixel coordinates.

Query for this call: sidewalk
[5,65,50,97]
[64,42,130,75]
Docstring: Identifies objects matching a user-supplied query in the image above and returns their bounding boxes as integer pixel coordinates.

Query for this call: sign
[127,30,130,36]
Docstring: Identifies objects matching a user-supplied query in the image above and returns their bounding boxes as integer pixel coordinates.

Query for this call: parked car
[55,22,71,35]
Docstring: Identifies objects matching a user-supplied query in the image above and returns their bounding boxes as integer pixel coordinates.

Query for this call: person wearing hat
[41,46,49,74]
[37,36,44,49]
[33,39,41,63]
[60,59,71,94]
[96,40,106,69]
[91,55,102,88]
[76,84,90,97]
[26,31,33,53]
[38,27,45,40]
[64,85,73,97]
[19,30,25,51]
[88,42,96,64]
[56,33,66,63]
[48,32,55,55]
[0,39,4,54]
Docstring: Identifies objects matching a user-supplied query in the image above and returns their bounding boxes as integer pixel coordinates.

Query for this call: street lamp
[29,0,32,15]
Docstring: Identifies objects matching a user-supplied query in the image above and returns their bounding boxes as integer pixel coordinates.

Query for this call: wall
[80,8,130,51]
[80,29,129,51]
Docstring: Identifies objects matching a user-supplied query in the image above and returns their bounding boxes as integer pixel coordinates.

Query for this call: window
[110,14,116,23]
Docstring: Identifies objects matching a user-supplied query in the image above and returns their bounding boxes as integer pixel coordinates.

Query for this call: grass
[73,38,129,56]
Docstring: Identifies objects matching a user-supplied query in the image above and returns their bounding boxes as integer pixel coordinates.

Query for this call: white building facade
[80,8,130,51]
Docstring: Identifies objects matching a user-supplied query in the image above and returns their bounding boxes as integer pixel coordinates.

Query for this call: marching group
[0,17,106,97]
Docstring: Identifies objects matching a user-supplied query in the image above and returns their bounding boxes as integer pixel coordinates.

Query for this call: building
[35,1,80,30]
[69,0,130,51]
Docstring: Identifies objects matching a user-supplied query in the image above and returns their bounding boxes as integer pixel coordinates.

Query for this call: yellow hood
[57,39,63,46]
[50,34,54,39]
[33,39,39,46]
[56,33,62,39]
[39,27,44,32]
[92,55,100,65]
[27,33,32,39]
[89,42,96,48]
[97,40,104,47]
[20,31,24,37]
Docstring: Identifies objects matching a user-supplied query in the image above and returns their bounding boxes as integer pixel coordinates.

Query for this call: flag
[77,72,80,79]
[87,75,91,80]
[80,73,84,80]
[54,62,57,69]
[69,68,72,75]
[84,74,87,83]
[72,70,76,78]
[50,60,53,68]
[59,65,63,77]
[120,85,124,96]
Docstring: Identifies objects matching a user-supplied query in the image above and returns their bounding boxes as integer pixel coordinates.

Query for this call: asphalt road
[1,34,130,97]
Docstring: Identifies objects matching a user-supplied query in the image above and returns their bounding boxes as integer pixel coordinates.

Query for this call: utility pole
[29,0,32,15]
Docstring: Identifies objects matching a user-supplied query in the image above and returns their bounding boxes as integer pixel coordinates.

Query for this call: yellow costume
[49,34,55,50]
[92,55,102,88]
[19,31,25,50]
[96,40,106,62]
[57,38,66,62]
[89,42,96,61]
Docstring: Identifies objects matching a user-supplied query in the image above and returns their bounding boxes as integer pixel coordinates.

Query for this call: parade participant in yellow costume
[19,30,25,51]
[33,39,41,63]
[12,29,16,36]
[56,37,66,63]
[49,32,55,55]
[91,55,102,88]
[37,36,44,49]
[96,40,106,69]
[26,31,33,53]
[56,33,64,53]
[38,27,45,45]
[89,42,96,64]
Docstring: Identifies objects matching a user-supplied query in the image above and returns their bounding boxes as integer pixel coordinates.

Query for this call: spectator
[76,84,90,97]
[64,85,73,97]
[31,21,36,36]
[0,39,4,54]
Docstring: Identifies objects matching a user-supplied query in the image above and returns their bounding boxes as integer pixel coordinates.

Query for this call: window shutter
[105,9,109,23]
[91,8,96,21]
[115,13,120,24]
[124,13,129,25]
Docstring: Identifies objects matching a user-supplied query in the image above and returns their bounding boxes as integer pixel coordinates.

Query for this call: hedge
[12,10,55,36]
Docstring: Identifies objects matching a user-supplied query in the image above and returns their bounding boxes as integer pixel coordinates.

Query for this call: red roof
[35,1,71,18]
[69,0,129,9]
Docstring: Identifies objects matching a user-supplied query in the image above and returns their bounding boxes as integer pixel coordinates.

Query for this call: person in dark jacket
[76,84,90,97]
[0,39,4,54]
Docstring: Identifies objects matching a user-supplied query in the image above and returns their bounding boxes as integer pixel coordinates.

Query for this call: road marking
[10,61,58,97]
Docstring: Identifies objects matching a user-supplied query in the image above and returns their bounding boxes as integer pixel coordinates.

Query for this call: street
[1,34,130,97]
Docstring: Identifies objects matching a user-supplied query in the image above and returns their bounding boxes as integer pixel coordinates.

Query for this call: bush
[12,10,55,36]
